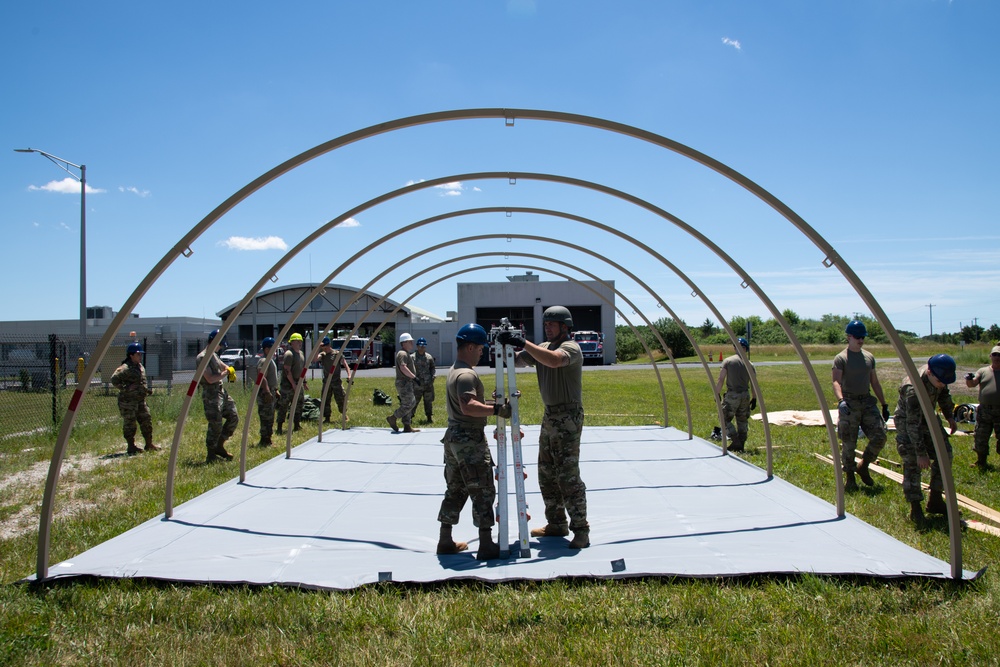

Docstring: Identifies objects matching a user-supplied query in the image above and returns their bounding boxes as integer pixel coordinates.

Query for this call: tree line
[614,311,1000,363]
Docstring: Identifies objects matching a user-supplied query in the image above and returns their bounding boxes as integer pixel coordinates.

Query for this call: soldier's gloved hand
[838,399,850,417]
[965,372,976,381]
[493,400,512,419]
[749,397,756,411]
[881,403,890,421]
[496,330,526,348]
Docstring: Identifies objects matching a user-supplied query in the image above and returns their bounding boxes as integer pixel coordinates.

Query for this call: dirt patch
[0,453,114,541]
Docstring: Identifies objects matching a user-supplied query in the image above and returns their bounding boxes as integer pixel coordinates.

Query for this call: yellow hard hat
[289,333,304,342]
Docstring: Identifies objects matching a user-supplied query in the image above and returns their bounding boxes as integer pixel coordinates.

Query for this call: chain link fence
[0,333,184,441]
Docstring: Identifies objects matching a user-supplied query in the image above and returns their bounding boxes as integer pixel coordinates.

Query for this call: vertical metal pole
[494,340,509,558]
[80,164,87,349]
[49,334,58,425]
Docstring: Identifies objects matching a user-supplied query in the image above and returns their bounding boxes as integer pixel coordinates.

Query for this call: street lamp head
[13,148,36,153]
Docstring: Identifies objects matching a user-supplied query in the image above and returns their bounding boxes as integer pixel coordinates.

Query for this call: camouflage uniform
[276,346,306,430]
[720,353,754,448]
[972,366,1000,460]
[110,358,152,449]
[256,353,278,443]
[391,348,417,427]
[437,361,495,528]
[895,372,954,503]
[411,349,436,421]
[833,348,887,471]
[197,350,239,455]
[317,349,346,421]
[521,339,589,533]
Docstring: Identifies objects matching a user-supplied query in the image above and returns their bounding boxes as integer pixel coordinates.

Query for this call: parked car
[219,348,251,370]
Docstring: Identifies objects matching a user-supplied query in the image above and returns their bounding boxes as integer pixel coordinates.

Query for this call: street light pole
[15,148,88,347]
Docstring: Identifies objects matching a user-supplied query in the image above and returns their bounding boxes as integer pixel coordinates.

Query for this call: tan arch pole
[38,108,958,579]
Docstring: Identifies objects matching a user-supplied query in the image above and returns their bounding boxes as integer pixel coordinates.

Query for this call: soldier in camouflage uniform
[387,332,419,433]
[436,324,510,560]
[276,333,307,434]
[499,306,590,549]
[966,345,1000,469]
[713,337,757,452]
[318,337,352,424]
[832,320,890,489]
[110,341,158,455]
[197,329,238,462]
[410,337,436,423]
[895,354,958,524]
[256,337,279,447]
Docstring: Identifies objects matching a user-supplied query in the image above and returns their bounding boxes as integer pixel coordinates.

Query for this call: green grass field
[2,348,1000,665]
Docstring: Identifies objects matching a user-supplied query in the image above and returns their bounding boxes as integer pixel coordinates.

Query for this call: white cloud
[722,37,742,50]
[219,236,288,251]
[338,217,361,228]
[58,222,71,231]
[119,185,151,198]
[435,181,465,196]
[28,177,105,194]
[473,186,482,192]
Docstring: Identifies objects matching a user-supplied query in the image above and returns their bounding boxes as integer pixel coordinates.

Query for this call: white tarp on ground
[31,426,974,589]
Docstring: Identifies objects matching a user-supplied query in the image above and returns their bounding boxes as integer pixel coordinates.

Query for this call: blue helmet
[456,323,488,346]
[927,354,956,385]
[416,337,428,346]
[127,342,143,356]
[322,336,331,346]
[261,337,275,350]
[845,319,868,338]
[207,328,228,347]
[737,337,749,351]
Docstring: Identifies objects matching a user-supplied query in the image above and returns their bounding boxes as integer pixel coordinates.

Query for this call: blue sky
[3,0,997,337]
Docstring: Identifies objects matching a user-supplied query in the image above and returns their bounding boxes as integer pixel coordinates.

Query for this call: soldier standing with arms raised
[831,320,890,489]
[498,306,590,549]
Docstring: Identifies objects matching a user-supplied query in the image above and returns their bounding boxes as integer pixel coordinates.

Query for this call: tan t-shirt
[975,367,1000,407]
[445,361,487,429]
[833,348,875,395]
[522,339,583,406]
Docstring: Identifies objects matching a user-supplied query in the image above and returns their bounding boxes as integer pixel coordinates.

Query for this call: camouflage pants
[276,385,303,427]
[837,394,887,469]
[392,378,415,426]
[437,427,496,528]
[203,386,239,450]
[896,419,952,503]
[257,389,276,439]
[974,404,1000,457]
[412,379,435,420]
[321,377,345,420]
[722,390,750,446]
[538,405,588,532]
[117,395,152,443]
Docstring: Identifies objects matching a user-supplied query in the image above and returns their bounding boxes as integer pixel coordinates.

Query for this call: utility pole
[926,304,935,337]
